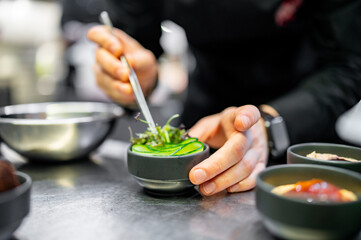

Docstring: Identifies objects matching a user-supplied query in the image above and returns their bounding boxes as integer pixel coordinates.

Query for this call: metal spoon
[99,11,157,134]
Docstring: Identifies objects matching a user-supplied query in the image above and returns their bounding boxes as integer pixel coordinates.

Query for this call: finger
[234,105,261,132]
[88,26,123,57]
[94,63,132,96]
[227,162,266,192]
[198,148,259,196]
[112,28,152,70]
[126,49,157,72]
[188,114,221,142]
[189,132,250,185]
[93,64,135,105]
[113,28,142,52]
[95,48,130,82]
[219,107,238,139]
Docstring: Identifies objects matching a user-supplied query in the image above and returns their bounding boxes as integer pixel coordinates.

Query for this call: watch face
[269,117,290,156]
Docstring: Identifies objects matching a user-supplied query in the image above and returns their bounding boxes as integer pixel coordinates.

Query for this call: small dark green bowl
[0,172,31,240]
[287,143,361,173]
[127,144,209,195]
[256,164,361,240]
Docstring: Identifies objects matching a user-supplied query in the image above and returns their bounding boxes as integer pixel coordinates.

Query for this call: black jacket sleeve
[105,0,164,58]
[269,0,361,144]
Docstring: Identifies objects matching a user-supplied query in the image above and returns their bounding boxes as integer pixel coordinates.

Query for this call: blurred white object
[0,0,61,46]
[0,0,65,104]
[336,100,361,146]
[66,23,110,101]
[150,21,190,105]
[160,20,188,57]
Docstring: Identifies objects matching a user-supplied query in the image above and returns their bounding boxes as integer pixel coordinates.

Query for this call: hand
[87,26,158,106]
[188,105,268,196]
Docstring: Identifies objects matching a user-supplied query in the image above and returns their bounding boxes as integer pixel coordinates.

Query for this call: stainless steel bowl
[0,102,124,161]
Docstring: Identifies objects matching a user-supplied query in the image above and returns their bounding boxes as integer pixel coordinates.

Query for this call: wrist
[259,104,279,117]
[259,105,290,158]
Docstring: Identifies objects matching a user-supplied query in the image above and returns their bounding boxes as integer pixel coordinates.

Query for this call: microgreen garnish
[130,113,187,147]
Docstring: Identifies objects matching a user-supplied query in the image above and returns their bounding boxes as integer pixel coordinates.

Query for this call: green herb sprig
[130,114,187,147]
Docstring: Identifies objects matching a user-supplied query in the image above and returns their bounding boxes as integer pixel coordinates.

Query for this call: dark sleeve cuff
[268,90,320,145]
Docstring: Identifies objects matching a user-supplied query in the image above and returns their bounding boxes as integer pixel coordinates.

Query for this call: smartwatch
[260,110,290,158]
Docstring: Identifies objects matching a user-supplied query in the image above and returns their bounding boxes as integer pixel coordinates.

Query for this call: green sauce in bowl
[129,114,205,156]
[131,137,204,156]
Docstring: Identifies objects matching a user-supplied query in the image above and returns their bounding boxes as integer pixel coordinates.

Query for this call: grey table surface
[4,137,275,240]
[4,109,360,240]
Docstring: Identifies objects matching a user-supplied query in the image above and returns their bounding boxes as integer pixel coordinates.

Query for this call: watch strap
[260,110,290,158]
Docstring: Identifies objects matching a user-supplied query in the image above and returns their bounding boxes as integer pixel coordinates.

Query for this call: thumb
[234,105,261,132]
[188,114,221,142]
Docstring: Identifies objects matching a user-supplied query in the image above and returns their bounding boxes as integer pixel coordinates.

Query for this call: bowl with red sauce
[287,143,361,173]
[256,164,361,240]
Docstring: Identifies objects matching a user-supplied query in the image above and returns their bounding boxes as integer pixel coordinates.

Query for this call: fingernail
[241,116,250,128]
[203,182,216,194]
[193,169,207,184]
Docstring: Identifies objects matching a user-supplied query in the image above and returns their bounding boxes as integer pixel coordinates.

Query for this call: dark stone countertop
[5,137,274,240]
[4,105,360,240]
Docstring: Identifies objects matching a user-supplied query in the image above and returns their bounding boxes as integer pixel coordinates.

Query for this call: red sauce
[284,178,345,203]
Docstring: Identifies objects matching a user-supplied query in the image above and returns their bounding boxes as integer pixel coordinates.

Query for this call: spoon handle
[99,11,157,134]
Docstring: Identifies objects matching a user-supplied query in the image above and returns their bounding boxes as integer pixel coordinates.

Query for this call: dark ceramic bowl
[0,172,31,240]
[287,143,361,173]
[127,144,209,195]
[256,164,361,240]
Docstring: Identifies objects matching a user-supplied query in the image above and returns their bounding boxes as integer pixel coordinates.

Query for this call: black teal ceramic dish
[287,142,361,173]
[127,144,209,195]
[256,164,361,240]
[0,172,31,240]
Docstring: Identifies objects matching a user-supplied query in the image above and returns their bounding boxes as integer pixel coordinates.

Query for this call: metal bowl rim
[0,101,124,125]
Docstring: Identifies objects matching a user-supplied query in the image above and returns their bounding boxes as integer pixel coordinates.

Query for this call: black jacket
[106,0,361,146]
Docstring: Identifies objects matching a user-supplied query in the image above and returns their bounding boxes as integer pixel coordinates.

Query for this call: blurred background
[0,0,195,144]
[1,0,360,146]
[0,0,191,111]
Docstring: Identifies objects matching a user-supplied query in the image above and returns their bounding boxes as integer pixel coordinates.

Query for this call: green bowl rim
[127,143,209,159]
[257,164,361,206]
[0,102,124,125]
[287,142,361,165]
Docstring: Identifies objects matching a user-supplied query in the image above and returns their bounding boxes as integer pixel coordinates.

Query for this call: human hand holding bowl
[128,114,209,195]
[188,105,268,196]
